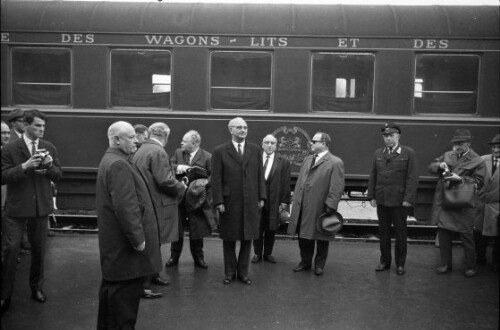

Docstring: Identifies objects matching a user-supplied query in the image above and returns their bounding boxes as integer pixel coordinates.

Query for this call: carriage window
[311,53,374,112]
[111,49,171,108]
[12,47,71,106]
[210,51,272,110]
[414,55,479,114]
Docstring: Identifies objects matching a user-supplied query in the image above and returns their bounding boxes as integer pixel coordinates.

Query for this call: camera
[442,168,452,178]
[35,149,50,170]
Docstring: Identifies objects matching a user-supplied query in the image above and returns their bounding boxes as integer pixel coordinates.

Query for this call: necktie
[263,155,270,179]
[388,147,393,154]
[31,141,36,156]
[493,159,498,174]
[310,154,317,170]
[237,143,243,158]
[189,153,194,165]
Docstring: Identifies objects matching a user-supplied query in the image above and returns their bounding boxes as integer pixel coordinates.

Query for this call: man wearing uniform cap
[7,108,25,143]
[368,122,418,275]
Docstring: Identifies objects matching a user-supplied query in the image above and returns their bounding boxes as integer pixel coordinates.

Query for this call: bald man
[96,121,162,329]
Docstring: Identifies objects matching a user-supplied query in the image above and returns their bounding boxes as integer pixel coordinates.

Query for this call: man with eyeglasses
[7,108,25,143]
[287,132,345,276]
[212,117,266,285]
[368,123,418,276]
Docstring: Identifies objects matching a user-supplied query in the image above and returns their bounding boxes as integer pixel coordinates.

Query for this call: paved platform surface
[1,235,498,330]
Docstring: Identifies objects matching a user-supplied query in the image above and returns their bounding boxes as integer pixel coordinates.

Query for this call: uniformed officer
[367,123,418,275]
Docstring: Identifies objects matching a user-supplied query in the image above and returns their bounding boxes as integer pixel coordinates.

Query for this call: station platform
[1,234,498,330]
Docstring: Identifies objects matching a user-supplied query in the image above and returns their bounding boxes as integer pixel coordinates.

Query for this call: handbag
[442,181,477,209]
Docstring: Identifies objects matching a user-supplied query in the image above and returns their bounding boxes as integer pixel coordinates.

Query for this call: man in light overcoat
[287,132,345,276]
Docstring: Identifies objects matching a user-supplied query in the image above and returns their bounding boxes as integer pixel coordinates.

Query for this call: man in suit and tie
[7,108,25,143]
[368,123,418,275]
[212,117,266,285]
[251,134,291,264]
[1,109,62,312]
[474,133,499,272]
[133,122,186,298]
[96,121,163,328]
[287,132,345,276]
[167,130,214,269]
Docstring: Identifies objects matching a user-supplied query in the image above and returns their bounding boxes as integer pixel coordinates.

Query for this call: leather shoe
[1,299,11,314]
[292,263,311,272]
[194,259,208,269]
[436,265,452,274]
[150,276,170,286]
[251,255,262,263]
[263,255,277,263]
[375,263,390,272]
[32,290,47,303]
[396,266,405,275]
[237,276,252,285]
[223,275,236,285]
[165,258,179,268]
[464,269,476,278]
[314,268,324,276]
[141,289,163,299]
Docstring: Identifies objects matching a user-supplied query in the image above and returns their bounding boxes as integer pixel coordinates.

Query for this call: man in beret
[368,123,418,275]
[287,132,345,276]
[7,108,25,143]
[429,129,486,278]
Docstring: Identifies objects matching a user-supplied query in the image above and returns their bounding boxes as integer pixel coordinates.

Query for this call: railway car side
[1,2,499,220]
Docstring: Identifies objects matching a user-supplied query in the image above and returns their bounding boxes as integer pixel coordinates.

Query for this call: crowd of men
[1,109,498,330]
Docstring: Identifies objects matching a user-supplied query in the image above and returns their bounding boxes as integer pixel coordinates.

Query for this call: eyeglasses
[309,140,324,144]
[230,126,248,130]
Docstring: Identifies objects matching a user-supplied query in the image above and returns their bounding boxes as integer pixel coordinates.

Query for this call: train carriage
[1,1,499,220]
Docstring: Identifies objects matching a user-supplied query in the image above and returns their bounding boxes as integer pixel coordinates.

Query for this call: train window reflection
[312,53,374,112]
[414,54,479,114]
[210,51,272,110]
[12,47,71,106]
[111,49,171,108]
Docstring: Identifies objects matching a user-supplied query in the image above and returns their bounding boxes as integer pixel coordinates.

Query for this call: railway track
[48,213,439,244]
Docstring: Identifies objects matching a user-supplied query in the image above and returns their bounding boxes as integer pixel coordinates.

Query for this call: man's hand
[216,204,225,214]
[370,199,377,208]
[258,200,264,210]
[21,153,43,171]
[402,201,412,207]
[176,164,191,174]
[135,241,145,252]
[279,203,287,213]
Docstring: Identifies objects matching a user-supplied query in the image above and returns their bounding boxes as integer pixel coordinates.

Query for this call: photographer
[429,129,486,278]
[1,109,62,312]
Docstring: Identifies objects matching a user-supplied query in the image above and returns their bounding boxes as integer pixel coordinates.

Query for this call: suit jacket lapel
[17,138,31,159]
[191,150,201,166]
[226,142,241,163]
[269,155,278,179]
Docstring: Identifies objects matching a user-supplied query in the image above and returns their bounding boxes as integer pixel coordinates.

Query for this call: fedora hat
[451,129,473,143]
[279,209,290,226]
[488,133,500,145]
[316,211,344,236]
[186,166,208,183]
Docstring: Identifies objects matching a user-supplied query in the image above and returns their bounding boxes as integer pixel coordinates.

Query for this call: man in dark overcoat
[133,122,186,296]
[212,117,266,285]
[96,121,162,328]
[429,129,486,278]
[367,123,418,275]
[287,132,345,276]
[1,109,62,312]
[251,134,291,264]
[168,130,214,269]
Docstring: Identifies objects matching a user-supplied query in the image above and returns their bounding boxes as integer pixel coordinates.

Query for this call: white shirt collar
[149,137,164,147]
[315,150,328,162]
[23,135,39,154]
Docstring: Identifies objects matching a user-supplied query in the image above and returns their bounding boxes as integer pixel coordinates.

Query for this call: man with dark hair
[1,109,62,312]
[288,131,345,276]
[368,123,418,275]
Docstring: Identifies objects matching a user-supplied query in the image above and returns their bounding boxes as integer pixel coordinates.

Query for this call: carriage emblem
[272,126,311,167]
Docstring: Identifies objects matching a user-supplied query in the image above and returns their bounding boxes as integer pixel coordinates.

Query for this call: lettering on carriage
[1,33,9,42]
[61,34,94,44]
[250,37,288,47]
[338,38,360,48]
[145,35,220,46]
[413,39,449,49]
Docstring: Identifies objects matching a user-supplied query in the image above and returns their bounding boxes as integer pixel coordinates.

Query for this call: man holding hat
[474,133,499,272]
[287,132,345,276]
[368,123,418,275]
[7,108,25,143]
[429,129,486,278]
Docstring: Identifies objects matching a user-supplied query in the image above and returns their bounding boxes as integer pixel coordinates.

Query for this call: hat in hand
[316,211,344,236]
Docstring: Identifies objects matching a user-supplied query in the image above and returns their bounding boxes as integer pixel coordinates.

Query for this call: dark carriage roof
[1,1,499,38]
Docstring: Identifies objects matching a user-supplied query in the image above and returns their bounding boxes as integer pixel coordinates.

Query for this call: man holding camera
[1,109,62,312]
